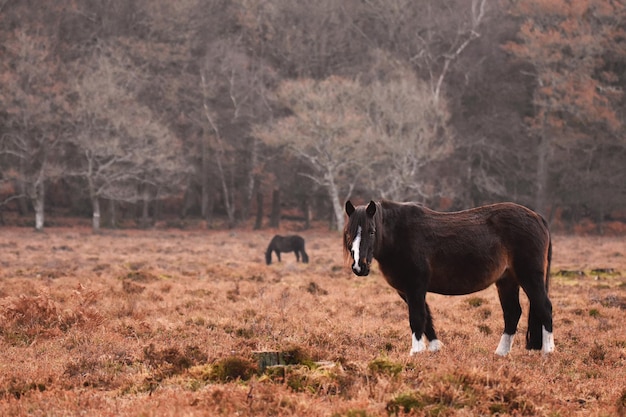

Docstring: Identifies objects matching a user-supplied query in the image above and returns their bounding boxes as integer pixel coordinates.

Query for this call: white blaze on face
[351,226,362,272]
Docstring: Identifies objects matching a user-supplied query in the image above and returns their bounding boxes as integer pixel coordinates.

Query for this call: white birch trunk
[326,169,344,231]
[33,180,45,231]
[92,197,101,233]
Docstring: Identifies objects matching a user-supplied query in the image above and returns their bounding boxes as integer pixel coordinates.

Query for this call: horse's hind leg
[295,250,300,262]
[495,275,522,356]
[519,271,554,353]
[526,288,553,353]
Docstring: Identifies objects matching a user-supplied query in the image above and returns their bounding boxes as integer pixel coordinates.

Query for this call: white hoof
[495,333,515,356]
[410,333,426,355]
[428,339,442,352]
[542,327,554,354]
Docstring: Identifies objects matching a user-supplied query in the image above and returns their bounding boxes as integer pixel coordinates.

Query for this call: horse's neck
[373,210,388,259]
[374,204,410,259]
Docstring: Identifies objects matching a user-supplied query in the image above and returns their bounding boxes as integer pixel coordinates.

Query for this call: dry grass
[0,226,625,416]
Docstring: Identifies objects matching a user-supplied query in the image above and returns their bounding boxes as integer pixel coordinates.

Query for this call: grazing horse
[265,235,309,265]
[344,200,554,356]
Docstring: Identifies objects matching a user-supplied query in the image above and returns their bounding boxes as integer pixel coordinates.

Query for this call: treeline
[1,0,625,232]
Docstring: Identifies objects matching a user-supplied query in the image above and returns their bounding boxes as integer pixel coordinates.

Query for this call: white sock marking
[351,226,362,272]
[428,339,442,352]
[410,333,427,355]
[542,326,554,354]
[495,333,515,356]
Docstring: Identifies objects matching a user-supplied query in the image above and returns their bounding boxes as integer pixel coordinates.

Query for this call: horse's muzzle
[351,261,370,276]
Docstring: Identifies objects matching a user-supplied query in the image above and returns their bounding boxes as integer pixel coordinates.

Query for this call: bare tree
[68,45,186,232]
[254,76,376,231]
[0,30,66,230]
[200,71,237,228]
[362,56,453,201]
[190,34,275,227]
[235,0,368,78]
[356,0,488,103]
[254,64,457,229]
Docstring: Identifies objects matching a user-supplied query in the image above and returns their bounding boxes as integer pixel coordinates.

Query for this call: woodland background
[1,0,625,233]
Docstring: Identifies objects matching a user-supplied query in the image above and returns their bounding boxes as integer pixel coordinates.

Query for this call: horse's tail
[545,230,552,294]
[526,219,552,350]
[540,215,552,294]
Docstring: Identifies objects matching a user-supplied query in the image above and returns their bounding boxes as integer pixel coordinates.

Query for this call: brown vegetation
[0,226,625,416]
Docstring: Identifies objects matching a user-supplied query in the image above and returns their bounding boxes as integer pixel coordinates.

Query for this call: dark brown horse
[265,235,309,265]
[344,200,554,356]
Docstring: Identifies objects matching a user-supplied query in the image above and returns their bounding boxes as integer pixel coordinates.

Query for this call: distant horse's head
[344,200,378,276]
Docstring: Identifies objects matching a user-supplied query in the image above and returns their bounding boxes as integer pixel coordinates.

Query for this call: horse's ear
[345,200,355,216]
[366,201,376,217]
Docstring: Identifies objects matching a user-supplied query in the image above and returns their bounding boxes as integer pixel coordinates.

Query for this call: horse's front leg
[295,250,300,262]
[424,302,442,352]
[276,251,281,262]
[407,293,441,355]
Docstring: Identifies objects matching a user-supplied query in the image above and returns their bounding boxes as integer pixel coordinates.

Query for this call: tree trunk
[270,188,280,228]
[303,198,311,230]
[33,180,45,232]
[200,133,211,221]
[200,75,235,228]
[154,197,162,225]
[141,199,150,228]
[534,133,551,216]
[200,185,209,220]
[214,152,236,228]
[596,204,605,235]
[109,199,117,228]
[465,164,475,208]
[326,171,344,231]
[15,178,29,215]
[92,196,101,233]
[328,207,336,231]
[205,195,215,227]
[242,137,259,222]
[140,186,151,228]
[254,191,264,230]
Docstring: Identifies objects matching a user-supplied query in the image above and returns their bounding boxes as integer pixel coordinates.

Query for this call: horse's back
[437,203,549,284]
[285,235,305,247]
[271,234,305,252]
[423,202,548,239]
[475,203,550,252]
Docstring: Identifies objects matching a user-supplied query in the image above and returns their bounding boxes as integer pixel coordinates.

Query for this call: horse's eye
[369,230,375,235]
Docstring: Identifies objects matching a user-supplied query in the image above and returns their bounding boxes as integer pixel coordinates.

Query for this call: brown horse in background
[265,235,309,265]
[344,200,554,356]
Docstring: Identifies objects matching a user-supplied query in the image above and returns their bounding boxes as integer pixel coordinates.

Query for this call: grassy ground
[0,226,625,416]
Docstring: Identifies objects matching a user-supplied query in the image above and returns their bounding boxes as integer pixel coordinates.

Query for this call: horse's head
[344,200,378,276]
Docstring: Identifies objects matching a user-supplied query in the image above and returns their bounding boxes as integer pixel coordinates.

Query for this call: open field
[0,226,625,416]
